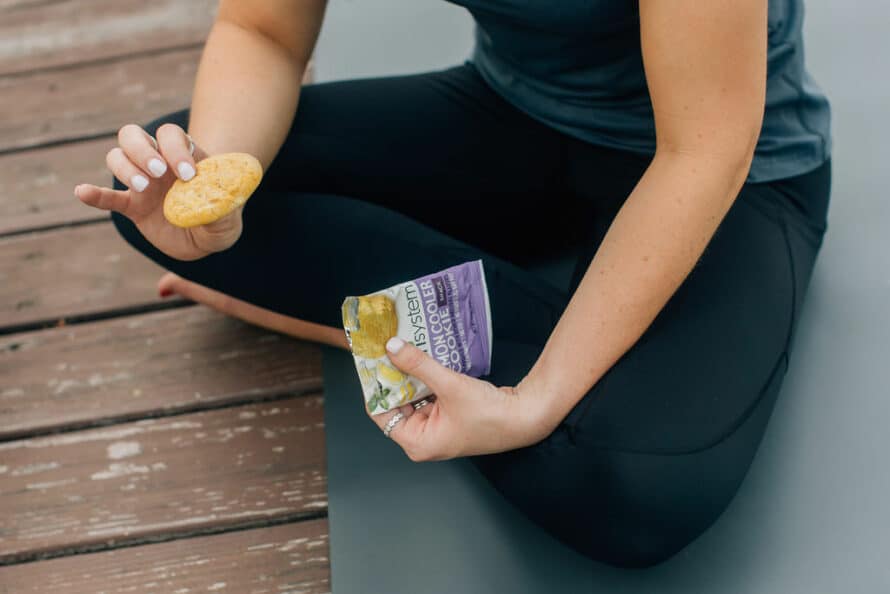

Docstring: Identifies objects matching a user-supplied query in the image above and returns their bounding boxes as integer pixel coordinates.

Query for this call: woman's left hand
[365,337,546,461]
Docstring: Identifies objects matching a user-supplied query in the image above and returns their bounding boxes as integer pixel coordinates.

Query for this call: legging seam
[778,204,798,361]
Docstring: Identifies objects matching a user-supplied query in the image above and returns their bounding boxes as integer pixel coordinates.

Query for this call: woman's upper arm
[639,0,768,164]
[217,0,327,66]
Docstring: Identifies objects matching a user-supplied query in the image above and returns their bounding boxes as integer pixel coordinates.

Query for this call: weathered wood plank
[0,519,330,593]
[0,137,112,235]
[0,0,216,76]
[0,222,184,330]
[0,63,314,237]
[0,46,200,153]
[0,397,327,563]
[0,306,323,440]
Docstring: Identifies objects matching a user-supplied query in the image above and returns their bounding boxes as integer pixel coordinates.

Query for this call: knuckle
[156,122,176,135]
[117,124,139,142]
[402,348,427,374]
[106,147,124,167]
[156,123,184,143]
[405,448,425,463]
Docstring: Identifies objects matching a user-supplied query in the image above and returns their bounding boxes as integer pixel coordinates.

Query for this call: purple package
[341,260,493,415]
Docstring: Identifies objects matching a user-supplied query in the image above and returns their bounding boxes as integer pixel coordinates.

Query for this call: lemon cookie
[163,153,263,228]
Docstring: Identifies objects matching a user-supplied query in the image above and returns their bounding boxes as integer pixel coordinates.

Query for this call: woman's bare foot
[158,272,350,350]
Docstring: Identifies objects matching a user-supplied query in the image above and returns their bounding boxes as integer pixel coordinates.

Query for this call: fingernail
[131,174,149,192]
[177,162,195,181]
[159,288,173,298]
[386,336,405,354]
[148,158,167,178]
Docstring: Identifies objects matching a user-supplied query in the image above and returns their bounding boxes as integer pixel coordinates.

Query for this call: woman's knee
[471,439,745,569]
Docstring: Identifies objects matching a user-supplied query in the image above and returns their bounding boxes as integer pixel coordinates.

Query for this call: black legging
[111,63,831,568]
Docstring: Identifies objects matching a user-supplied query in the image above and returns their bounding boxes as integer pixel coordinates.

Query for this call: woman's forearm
[187,2,326,169]
[521,150,752,437]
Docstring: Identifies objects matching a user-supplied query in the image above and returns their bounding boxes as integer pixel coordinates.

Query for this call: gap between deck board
[0,299,192,338]
[0,518,330,594]
[0,41,205,82]
[0,511,328,568]
[0,222,189,330]
[0,217,109,241]
[0,0,216,76]
[0,46,202,153]
[0,388,326,445]
[0,305,325,440]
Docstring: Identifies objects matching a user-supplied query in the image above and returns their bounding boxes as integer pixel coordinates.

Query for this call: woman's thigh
[272,63,591,262]
[469,163,832,567]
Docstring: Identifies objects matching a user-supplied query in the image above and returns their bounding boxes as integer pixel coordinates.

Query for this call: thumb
[385,337,460,395]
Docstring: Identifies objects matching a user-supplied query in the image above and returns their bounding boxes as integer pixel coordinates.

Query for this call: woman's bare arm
[189,0,327,167]
[75,0,327,261]
[520,0,768,437]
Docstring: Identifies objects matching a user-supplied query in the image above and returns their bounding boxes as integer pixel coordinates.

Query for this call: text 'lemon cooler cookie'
[342,260,493,415]
[163,153,263,228]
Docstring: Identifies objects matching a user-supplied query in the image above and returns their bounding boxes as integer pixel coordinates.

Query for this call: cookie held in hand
[163,153,263,228]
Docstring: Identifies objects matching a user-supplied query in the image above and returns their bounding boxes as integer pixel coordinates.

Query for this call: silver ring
[149,135,159,151]
[413,398,431,411]
[383,411,405,438]
[186,134,195,156]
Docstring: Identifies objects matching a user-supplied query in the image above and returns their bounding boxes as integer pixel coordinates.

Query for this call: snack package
[341,260,493,415]
[163,153,263,228]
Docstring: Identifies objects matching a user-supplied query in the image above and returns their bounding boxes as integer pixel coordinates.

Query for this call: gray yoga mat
[322,3,890,591]
[323,225,890,593]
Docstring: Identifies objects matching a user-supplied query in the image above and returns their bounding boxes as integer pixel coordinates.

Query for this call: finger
[156,123,197,181]
[410,396,436,421]
[74,183,132,215]
[367,399,412,427]
[370,405,411,435]
[118,124,168,179]
[106,147,151,194]
[385,337,462,395]
[390,404,437,461]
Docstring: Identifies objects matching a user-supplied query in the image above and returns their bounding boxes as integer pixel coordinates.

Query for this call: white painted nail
[131,174,149,192]
[148,158,167,178]
[386,337,406,354]
[177,162,195,181]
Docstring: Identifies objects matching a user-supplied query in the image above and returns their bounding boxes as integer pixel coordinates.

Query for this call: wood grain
[0,137,113,235]
[0,47,200,153]
[0,397,327,564]
[0,520,330,593]
[0,0,216,76]
[0,306,323,440]
[0,222,184,330]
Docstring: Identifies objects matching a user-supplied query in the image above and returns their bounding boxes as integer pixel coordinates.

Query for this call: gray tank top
[448,0,831,182]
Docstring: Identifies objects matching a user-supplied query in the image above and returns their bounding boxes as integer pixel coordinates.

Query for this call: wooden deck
[0,2,332,591]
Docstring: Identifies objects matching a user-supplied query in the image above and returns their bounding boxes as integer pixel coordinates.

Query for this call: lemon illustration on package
[341,260,494,415]
[163,153,263,228]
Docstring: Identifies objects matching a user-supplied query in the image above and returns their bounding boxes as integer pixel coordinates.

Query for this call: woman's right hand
[75,123,244,261]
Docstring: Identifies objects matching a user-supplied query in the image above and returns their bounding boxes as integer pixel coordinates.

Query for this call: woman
[74,0,831,568]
